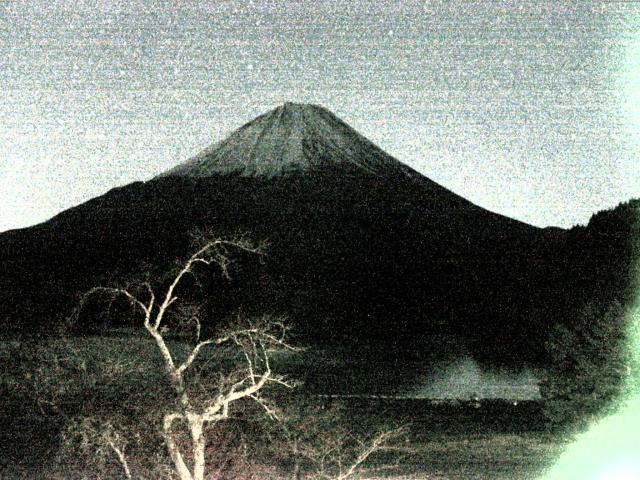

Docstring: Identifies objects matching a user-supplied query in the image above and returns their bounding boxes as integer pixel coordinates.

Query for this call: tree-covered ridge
[540,199,640,424]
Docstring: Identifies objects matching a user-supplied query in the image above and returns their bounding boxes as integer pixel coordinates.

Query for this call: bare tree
[61,416,134,480]
[278,402,411,480]
[301,427,408,480]
[73,235,295,480]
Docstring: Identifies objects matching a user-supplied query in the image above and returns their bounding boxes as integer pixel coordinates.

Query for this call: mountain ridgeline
[1,103,637,367]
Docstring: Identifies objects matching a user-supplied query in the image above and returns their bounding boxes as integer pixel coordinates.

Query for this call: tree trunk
[164,414,195,480]
[190,415,206,480]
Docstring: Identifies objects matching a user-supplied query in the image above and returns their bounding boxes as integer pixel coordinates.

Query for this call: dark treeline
[539,199,639,424]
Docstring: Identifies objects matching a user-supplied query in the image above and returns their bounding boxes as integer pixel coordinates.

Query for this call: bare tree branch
[336,427,407,480]
[106,438,132,480]
[71,234,293,480]
[175,339,216,375]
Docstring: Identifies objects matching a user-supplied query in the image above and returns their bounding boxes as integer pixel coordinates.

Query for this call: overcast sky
[1,0,639,232]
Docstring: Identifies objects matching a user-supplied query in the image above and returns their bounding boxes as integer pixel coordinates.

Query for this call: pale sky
[1,0,639,232]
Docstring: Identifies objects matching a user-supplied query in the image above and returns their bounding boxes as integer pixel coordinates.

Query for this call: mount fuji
[3,102,631,368]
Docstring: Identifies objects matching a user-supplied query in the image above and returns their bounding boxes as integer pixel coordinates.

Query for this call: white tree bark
[106,438,133,480]
[77,237,293,480]
[163,413,194,480]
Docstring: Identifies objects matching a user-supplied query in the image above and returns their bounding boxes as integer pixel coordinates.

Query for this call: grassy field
[0,333,571,479]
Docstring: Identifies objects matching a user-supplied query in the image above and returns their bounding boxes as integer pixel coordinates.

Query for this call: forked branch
[72,235,293,480]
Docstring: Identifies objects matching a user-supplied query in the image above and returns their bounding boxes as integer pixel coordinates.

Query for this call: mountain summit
[162,102,409,178]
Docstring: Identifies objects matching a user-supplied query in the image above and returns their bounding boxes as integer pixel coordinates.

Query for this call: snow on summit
[161,103,410,178]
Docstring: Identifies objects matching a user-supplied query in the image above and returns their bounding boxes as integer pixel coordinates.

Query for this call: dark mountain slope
[1,103,634,368]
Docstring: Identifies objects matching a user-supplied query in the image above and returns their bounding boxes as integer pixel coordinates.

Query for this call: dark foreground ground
[0,398,569,479]
[342,398,567,479]
[0,336,570,479]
